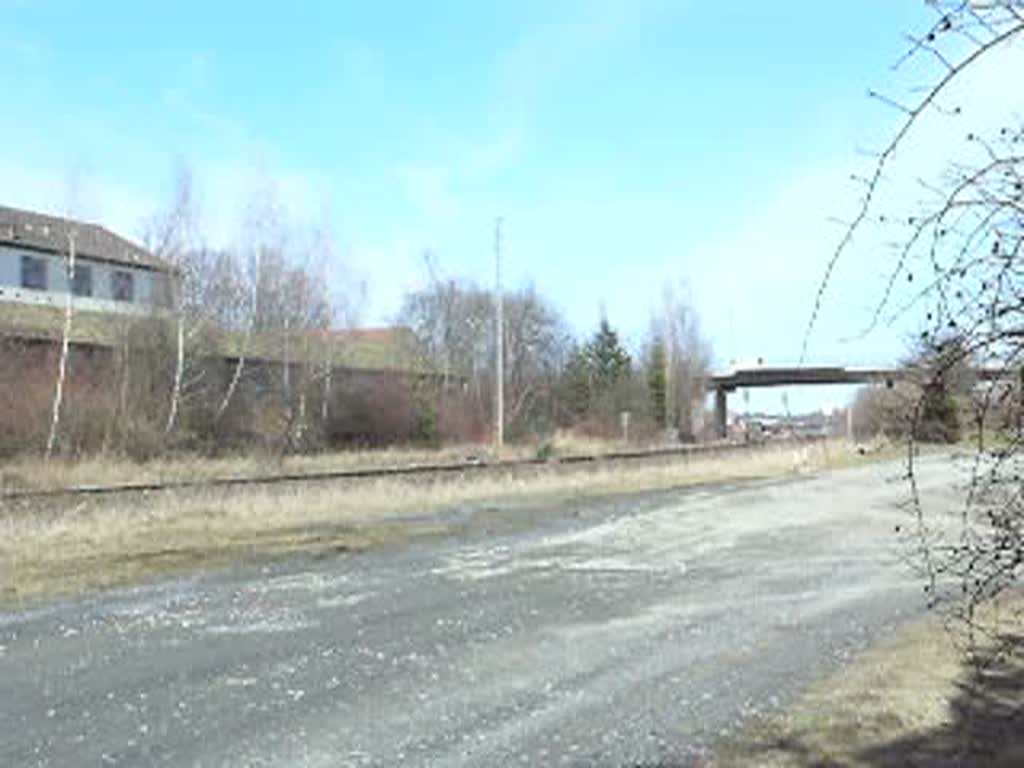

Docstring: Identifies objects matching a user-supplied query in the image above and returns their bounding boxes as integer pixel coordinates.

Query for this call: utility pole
[663,315,672,433]
[494,216,504,450]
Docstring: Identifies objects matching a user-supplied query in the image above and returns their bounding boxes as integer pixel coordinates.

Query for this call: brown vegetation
[0,440,867,606]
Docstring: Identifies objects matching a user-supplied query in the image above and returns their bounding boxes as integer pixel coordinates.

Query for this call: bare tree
[420,250,458,391]
[401,266,490,415]
[214,189,282,423]
[502,284,571,432]
[272,230,334,449]
[653,281,711,441]
[141,162,198,436]
[44,228,76,461]
[807,0,1024,670]
[400,269,571,440]
[214,244,274,424]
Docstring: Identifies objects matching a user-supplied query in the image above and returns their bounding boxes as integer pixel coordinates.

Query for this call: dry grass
[0,435,651,493]
[713,595,1024,767]
[0,440,885,607]
[0,427,716,494]
[543,429,639,457]
[0,445,503,492]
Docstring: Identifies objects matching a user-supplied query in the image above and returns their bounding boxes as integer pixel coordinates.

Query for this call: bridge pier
[714,387,728,439]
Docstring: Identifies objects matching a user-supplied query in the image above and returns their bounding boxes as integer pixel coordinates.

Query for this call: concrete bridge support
[714,387,728,439]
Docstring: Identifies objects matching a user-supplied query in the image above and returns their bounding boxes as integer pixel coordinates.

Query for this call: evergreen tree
[906,333,970,444]
[916,380,960,444]
[561,344,593,421]
[585,317,632,395]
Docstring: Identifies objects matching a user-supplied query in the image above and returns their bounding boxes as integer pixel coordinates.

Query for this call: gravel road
[0,454,963,767]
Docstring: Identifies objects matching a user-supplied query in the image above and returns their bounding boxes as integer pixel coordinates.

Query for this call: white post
[45,231,76,461]
[494,216,504,450]
[165,310,184,435]
[321,339,331,425]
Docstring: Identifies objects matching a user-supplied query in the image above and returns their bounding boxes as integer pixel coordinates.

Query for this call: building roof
[313,327,413,344]
[0,302,434,375]
[300,327,428,371]
[0,204,170,273]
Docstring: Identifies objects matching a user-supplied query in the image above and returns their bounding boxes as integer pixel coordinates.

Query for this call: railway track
[0,436,827,505]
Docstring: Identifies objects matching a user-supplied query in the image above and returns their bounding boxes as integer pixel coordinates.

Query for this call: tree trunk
[164,311,185,435]
[118,336,131,432]
[216,246,260,422]
[296,386,307,447]
[103,338,130,452]
[45,234,76,461]
[283,320,291,421]
[216,343,247,422]
[321,360,331,425]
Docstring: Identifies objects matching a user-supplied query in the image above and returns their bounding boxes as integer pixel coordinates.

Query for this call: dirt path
[0,455,961,766]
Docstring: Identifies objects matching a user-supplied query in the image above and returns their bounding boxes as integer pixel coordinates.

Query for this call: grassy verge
[0,444,530,493]
[0,432,644,493]
[712,594,1024,767]
[0,439,896,608]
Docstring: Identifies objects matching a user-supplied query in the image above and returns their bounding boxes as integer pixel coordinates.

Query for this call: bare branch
[802,14,1024,360]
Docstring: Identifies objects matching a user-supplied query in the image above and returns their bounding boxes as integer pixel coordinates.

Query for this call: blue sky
[1,1,1018,412]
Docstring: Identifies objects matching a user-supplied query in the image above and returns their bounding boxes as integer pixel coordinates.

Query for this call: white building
[0,205,172,316]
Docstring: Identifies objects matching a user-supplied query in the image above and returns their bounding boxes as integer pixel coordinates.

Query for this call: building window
[72,265,93,297]
[111,270,134,302]
[20,255,47,290]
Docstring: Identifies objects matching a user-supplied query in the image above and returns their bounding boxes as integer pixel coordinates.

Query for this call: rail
[0,436,829,503]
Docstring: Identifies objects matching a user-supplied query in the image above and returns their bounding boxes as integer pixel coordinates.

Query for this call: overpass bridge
[707,365,1011,438]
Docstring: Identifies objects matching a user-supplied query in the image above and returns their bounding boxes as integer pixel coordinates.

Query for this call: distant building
[0,204,173,315]
[0,204,443,446]
[739,409,846,440]
[0,204,430,373]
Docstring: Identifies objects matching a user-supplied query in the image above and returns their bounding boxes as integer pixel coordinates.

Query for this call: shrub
[436,392,489,443]
[0,341,54,457]
[915,381,961,444]
[852,383,916,441]
[326,373,429,447]
[535,440,556,461]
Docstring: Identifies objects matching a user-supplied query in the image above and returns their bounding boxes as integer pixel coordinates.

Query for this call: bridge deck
[709,365,1009,391]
